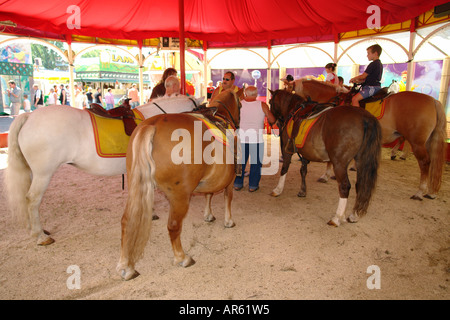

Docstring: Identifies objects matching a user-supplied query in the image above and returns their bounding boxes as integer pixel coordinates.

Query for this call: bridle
[213,93,241,129]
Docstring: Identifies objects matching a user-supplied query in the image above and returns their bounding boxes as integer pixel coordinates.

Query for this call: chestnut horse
[269,89,382,227]
[117,90,241,280]
[293,78,447,199]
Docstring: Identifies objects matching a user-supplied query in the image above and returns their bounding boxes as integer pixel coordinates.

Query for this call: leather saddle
[87,99,138,136]
[358,87,392,109]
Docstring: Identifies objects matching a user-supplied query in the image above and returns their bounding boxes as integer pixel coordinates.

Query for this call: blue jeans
[234,142,264,190]
[106,103,114,110]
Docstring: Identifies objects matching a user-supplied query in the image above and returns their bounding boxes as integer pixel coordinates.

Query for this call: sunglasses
[223,78,231,81]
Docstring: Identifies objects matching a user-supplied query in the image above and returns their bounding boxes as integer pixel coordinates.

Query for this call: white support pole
[203,44,208,100]
[439,56,450,107]
[267,42,272,103]
[138,46,144,105]
[67,42,75,107]
[406,21,416,91]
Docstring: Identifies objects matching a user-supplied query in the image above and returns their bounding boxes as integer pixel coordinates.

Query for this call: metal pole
[179,0,186,94]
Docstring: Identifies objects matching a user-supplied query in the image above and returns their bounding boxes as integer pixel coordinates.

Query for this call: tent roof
[0,0,448,48]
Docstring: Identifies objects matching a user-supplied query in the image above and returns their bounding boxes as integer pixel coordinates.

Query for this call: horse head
[269,89,305,126]
[209,89,241,129]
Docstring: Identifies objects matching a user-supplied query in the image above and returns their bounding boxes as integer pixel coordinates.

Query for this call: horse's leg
[400,141,411,160]
[27,173,56,245]
[168,194,196,267]
[203,193,216,222]
[297,158,309,197]
[390,137,404,160]
[271,151,294,197]
[409,144,430,200]
[327,164,351,227]
[318,162,333,183]
[223,183,235,228]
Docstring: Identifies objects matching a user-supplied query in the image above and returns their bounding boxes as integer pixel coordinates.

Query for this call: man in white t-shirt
[234,86,276,192]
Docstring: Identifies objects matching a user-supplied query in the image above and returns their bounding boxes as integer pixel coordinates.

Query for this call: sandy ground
[0,146,449,300]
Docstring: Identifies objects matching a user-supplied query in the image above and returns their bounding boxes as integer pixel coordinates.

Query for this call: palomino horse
[293,78,447,199]
[269,89,382,226]
[117,89,241,280]
[4,95,204,245]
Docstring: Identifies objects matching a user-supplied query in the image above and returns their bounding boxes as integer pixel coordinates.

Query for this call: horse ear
[268,89,275,96]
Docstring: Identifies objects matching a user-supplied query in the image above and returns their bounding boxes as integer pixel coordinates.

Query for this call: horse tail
[4,113,32,228]
[353,113,382,216]
[427,99,447,195]
[119,124,157,272]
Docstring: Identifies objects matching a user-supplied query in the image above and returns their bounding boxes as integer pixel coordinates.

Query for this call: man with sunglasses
[210,71,240,102]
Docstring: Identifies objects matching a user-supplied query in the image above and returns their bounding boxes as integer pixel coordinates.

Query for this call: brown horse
[117,89,241,280]
[293,78,447,199]
[269,89,382,227]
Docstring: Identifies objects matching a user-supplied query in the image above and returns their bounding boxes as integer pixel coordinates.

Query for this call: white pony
[4,95,204,245]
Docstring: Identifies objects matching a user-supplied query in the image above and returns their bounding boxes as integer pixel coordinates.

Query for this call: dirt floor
[0,146,449,300]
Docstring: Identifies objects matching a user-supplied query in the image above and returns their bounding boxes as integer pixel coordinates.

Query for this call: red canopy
[0,0,447,47]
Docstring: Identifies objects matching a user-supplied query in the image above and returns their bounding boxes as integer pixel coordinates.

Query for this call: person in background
[47,88,57,105]
[210,71,240,102]
[324,63,339,85]
[59,84,67,106]
[6,80,22,115]
[33,84,44,109]
[150,68,178,99]
[233,85,276,193]
[86,87,93,105]
[350,44,383,107]
[164,75,181,97]
[128,84,139,108]
[143,86,152,103]
[23,94,31,112]
[105,88,115,110]
[206,80,215,101]
[65,85,71,106]
[94,87,103,106]
[281,74,294,92]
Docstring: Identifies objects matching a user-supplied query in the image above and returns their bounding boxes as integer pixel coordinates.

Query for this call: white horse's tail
[4,113,32,228]
[118,124,157,278]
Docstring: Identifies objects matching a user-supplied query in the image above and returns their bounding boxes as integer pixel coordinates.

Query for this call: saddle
[189,105,242,177]
[87,99,138,136]
[358,87,391,109]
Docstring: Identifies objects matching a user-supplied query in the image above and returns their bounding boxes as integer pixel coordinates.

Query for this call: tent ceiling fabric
[0,0,447,47]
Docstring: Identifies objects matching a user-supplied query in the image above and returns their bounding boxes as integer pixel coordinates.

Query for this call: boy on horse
[349,44,383,107]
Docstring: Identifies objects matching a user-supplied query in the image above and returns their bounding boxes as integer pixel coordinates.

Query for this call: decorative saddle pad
[286,116,320,149]
[187,113,234,147]
[365,99,387,120]
[88,109,144,158]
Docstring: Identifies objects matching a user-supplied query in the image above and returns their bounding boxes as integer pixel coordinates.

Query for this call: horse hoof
[204,215,216,223]
[224,220,235,228]
[43,230,51,235]
[424,194,437,200]
[120,269,140,281]
[270,191,280,197]
[400,157,407,161]
[347,214,359,223]
[327,220,339,227]
[297,192,306,197]
[317,177,328,183]
[390,156,396,160]
[177,256,196,268]
[38,237,55,246]
[410,195,423,201]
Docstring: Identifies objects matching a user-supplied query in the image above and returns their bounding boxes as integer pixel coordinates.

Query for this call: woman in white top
[234,86,276,192]
[47,88,57,105]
